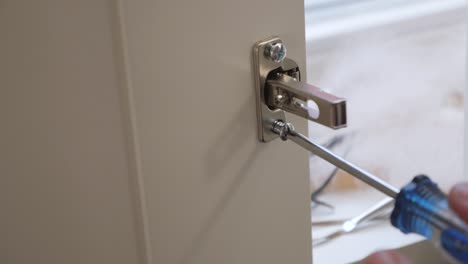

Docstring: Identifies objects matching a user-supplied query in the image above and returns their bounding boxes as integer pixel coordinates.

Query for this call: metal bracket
[253,37,286,142]
[253,36,347,142]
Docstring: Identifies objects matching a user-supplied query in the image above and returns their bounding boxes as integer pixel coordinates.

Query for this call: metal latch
[253,36,347,142]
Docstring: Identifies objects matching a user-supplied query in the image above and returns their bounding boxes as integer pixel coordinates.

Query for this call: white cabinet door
[3,1,311,264]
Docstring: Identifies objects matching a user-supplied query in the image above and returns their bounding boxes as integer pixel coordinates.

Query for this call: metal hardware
[267,74,347,129]
[272,120,400,198]
[264,42,287,62]
[253,37,286,142]
[253,36,347,142]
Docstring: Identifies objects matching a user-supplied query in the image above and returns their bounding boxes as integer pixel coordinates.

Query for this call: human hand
[363,182,468,264]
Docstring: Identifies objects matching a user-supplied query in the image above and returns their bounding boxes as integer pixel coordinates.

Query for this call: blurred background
[305,0,466,263]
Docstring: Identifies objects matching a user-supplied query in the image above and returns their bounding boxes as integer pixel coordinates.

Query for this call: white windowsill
[305,0,467,42]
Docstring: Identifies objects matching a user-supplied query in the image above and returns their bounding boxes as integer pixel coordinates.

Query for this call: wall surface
[1,1,141,263]
[118,1,311,263]
[2,1,312,264]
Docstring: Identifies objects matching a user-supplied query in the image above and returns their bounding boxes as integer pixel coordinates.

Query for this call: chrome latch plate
[252,36,287,142]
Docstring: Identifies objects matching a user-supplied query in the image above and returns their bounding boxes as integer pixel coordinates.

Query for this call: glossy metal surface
[253,37,347,143]
[267,74,347,129]
[264,42,287,62]
[253,37,286,142]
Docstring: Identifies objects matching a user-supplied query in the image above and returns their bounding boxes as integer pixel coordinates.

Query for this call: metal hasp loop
[252,36,347,142]
[267,74,347,129]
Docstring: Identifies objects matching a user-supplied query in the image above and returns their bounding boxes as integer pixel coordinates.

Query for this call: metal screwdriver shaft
[272,121,400,198]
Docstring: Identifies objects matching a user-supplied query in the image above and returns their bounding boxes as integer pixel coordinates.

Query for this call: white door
[3,1,311,264]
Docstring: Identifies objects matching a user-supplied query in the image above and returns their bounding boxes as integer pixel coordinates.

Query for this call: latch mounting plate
[252,36,287,142]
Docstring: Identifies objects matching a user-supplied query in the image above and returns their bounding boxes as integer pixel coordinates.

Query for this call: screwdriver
[272,121,468,263]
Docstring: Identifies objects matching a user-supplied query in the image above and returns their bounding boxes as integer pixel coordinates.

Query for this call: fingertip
[449,182,468,222]
[363,250,411,264]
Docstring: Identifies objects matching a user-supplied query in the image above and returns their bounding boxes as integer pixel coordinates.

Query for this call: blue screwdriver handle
[391,175,468,263]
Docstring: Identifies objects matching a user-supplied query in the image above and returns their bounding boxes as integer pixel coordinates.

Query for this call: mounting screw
[272,120,293,141]
[265,42,287,62]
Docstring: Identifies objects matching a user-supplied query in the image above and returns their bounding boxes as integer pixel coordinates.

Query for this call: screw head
[265,42,287,62]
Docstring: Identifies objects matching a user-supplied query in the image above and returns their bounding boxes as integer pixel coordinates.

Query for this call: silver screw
[265,42,287,62]
[272,120,294,141]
